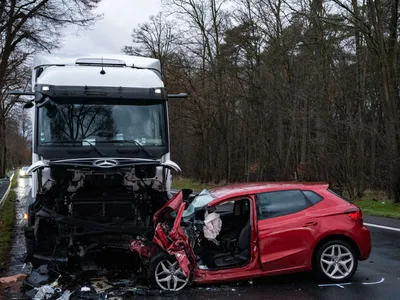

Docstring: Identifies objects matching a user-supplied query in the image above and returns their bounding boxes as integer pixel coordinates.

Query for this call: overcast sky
[55,0,162,55]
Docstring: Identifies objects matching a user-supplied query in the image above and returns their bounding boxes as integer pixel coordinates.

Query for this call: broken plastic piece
[81,286,91,292]
[26,270,49,287]
[37,265,48,275]
[22,262,34,275]
[56,290,72,300]
[161,160,181,172]
[33,285,54,300]
[26,161,49,175]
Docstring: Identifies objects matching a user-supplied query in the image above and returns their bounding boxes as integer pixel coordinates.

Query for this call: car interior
[195,198,252,269]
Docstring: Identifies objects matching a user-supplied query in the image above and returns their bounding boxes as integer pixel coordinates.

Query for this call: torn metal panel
[153,190,184,224]
[129,239,157,257]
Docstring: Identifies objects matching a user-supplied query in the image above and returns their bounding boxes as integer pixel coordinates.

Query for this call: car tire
[148,252,190,291]
[313,239,358,283]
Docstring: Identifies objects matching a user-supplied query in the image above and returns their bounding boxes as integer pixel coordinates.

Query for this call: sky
[55,0,162,55]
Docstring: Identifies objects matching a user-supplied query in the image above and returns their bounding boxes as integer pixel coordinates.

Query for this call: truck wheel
[313,240,358,282]
[148,253,190,291]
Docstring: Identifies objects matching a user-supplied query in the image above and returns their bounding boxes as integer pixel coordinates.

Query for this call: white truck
[12,54,187,267]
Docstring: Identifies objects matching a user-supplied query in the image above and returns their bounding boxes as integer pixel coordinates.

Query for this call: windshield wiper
[107,140,153,157]
[82,139,106,157]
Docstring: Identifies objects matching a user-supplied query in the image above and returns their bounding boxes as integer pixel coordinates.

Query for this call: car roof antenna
[100,56,106,75]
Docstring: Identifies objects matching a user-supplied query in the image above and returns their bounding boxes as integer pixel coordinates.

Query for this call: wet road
[4,177,30,276]
[3,177,400,299]
[0,178,10,200]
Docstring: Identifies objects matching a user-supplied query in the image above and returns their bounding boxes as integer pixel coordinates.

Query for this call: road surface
[2,177,400,299]
[0,178,10,200]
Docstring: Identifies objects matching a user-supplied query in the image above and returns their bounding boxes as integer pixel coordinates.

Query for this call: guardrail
[0,172,15,209]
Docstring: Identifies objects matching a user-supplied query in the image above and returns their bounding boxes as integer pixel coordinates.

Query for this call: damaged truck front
[18,54,187,269]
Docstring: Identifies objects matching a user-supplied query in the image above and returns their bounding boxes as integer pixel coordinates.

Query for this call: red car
[130,182,372,291]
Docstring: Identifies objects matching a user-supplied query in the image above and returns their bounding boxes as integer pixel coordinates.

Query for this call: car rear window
[302,190,324,205]
[256,190,312,220]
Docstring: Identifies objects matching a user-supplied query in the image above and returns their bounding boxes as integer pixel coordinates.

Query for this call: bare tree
[123,12,179,76]
[0,0,102,177]
[127,0,400,202]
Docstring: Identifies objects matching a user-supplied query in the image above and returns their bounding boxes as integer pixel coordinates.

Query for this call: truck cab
[22,54,184,267]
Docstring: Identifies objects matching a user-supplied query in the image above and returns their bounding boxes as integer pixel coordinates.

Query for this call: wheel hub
[320,244,354,280]
[154,259,189,291]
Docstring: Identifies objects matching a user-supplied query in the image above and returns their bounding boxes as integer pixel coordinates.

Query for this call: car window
[302,190,324,205]
[215,201,234,213]
[256,190,312,220]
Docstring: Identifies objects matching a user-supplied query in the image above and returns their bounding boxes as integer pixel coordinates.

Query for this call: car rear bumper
[356,225,372,260]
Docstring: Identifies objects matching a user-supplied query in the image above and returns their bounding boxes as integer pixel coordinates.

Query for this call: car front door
[256,189,320,272]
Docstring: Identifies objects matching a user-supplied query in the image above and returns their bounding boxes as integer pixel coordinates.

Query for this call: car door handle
[303,221,318,227]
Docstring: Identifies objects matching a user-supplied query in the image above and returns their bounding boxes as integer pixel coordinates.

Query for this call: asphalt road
[0,178,10,199]
[2,178,400,299]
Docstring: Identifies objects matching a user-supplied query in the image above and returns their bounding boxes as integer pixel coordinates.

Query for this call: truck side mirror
[168,93,188,99]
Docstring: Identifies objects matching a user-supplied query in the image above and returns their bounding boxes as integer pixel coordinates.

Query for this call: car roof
[22,166,29,169]
[210,182,329,199]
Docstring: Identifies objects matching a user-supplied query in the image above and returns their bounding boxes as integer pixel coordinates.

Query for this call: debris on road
[0,262,182,299]
[0,273,27,284]
[56,290,72,300]
[32,285,54,300]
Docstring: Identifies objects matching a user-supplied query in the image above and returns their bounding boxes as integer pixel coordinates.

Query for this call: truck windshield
[38,100,166,147]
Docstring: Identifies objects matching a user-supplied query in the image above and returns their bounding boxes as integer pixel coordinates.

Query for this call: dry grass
[171,176,222,191]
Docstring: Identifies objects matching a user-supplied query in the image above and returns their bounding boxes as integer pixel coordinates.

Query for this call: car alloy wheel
[320,244,355,280]
[154,259,189,291]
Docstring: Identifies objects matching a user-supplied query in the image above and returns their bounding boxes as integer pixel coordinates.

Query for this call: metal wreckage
[22,160,237,294]
[11,53,251,297]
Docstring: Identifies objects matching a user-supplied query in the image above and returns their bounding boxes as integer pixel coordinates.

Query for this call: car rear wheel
[149,253,190,291]
[313,240,358,282]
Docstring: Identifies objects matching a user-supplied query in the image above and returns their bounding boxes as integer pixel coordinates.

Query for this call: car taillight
[345,208,363,222]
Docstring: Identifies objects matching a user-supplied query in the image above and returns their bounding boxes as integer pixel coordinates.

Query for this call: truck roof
[36,66,164,89]
[33,53,161,73]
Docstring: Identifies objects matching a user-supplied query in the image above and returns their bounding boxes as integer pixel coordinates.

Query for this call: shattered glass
[183,189,215,218]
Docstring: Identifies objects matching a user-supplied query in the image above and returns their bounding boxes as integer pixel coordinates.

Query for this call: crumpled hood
[131,190,194,277]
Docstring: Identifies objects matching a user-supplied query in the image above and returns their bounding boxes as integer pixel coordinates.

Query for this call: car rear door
[256,189,320,272]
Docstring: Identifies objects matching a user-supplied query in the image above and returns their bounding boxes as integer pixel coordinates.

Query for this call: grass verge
[171,176,220,191]
[355,198,400,219]
[0,190,16,269]
[10,170,18,189]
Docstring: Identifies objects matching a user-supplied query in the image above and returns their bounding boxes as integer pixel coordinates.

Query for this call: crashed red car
[130,182,372,291]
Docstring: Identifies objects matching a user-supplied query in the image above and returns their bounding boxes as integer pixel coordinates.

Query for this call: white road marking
[318,282,352,288]
[362,278,385,285]
[364,223,400,232]
[319,278,385,288]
